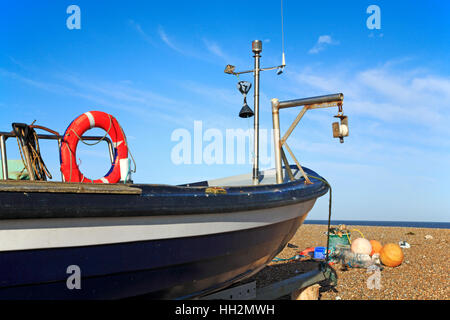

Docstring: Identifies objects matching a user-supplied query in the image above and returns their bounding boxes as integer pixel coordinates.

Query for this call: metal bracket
[200,281,256,300]
[271,93,345,184]
[0,131,114,181]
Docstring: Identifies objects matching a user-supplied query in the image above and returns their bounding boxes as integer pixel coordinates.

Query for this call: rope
[270,176,364,270]
[63,115,126,183]
[30,130,52,179]
[351,228,365,238]
[346,228,365,244]
[272,254,303,262]
[117,122,136,184]
[305,175,332,263]
[67,115,137,183]
[14,124,52,181]
[271,174,333,264]
[70,115,112,146]
[63,115,112,182]
[346,232,351,245]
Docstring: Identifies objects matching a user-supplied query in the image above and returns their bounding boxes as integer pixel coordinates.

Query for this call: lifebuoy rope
[61,113,136,183]
[117,121,137,183]
[65,115,113,183]
[70,114,112,147]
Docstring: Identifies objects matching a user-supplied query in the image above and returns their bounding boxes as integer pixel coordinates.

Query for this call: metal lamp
[237,81,254,118]
[239,99,254,118]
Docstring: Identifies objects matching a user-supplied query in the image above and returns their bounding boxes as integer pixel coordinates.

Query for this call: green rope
[272,254,302,262]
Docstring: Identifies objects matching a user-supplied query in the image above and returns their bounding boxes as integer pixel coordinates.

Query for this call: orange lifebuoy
[60,111,128,183]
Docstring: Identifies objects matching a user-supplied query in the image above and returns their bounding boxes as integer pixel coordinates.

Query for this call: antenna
[280,0,286,66]
[277,0,286,75]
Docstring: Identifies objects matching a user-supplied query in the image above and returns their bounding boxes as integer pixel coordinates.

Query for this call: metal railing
[271,93,345,184]
[0,131,114,181]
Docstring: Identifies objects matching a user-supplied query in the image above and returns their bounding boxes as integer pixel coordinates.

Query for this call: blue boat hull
[0,166,328,299]
[0,215,306,299]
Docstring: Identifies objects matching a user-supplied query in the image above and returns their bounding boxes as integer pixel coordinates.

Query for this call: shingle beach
[251,224,450,300]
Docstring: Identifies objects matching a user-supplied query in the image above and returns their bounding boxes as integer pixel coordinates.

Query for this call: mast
[224,40,285,185]
[252,40,262,185]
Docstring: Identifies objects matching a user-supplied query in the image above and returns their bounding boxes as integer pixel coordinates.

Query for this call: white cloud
[203,39,231,63]
[282,59,450,181]
[282,61,450,222]
[308,35,339,54]
[129,23,235,66]
[0,68,196,127]
[128,20,155,46]
[157,25,183,53]
[155,27,222,64]
[318,35,333,44]
[181,80,240,108]
[289,62,450,133]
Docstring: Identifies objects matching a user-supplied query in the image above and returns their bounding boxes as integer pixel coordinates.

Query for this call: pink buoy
[351,237,372,255]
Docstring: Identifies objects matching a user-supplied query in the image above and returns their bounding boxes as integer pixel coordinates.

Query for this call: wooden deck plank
[0,180,142,195]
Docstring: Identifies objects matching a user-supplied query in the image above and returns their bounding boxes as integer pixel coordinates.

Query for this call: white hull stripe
[100,177,109,183]
[0,200,316,252]
[84,112,95,129]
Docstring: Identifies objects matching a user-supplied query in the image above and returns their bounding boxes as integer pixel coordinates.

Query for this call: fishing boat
[0,40,348,299]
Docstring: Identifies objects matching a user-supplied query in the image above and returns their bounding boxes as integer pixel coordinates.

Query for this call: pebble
[250,225,450,300]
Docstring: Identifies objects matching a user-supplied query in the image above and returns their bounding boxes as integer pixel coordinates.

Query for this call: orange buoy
[380,243,404,267]
[369,240,383,256]
[350,238,372,255]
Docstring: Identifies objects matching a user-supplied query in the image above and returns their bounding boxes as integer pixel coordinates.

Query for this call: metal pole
[271,98,283,184]
[278,93,344,109]
[57,138,65,182]
[107,140,115,164]
[0,135,8,180]
[252,40,262,185]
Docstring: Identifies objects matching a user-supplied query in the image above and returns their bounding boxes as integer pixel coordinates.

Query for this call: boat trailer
[198,261,337,300]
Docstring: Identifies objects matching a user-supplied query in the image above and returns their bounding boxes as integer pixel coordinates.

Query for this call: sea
[304,220,450,229]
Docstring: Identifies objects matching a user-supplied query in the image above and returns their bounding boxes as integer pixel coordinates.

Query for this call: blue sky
[1,0,449,222]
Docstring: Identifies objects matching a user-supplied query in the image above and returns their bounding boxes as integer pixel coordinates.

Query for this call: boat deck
[0,180,142,195]
[0,166,302,194]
